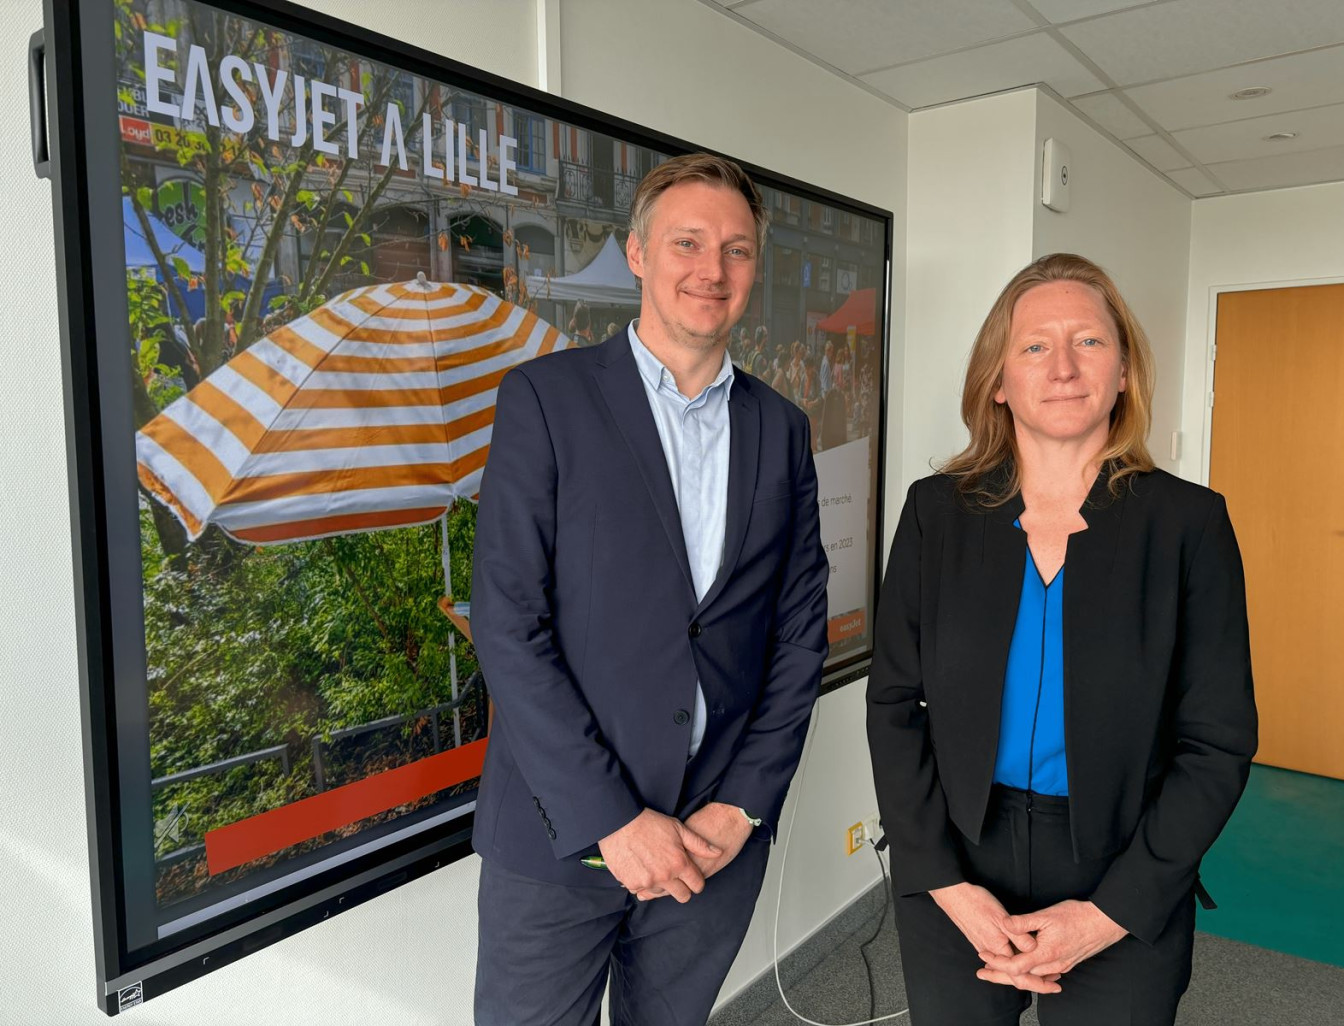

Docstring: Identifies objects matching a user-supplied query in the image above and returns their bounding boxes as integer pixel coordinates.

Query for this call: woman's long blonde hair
[940,253,1155,504]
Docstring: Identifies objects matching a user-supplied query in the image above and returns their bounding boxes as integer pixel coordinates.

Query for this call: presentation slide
[815,435,874,660]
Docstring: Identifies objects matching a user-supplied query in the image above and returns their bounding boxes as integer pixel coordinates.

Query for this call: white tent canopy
[526,233,641,306]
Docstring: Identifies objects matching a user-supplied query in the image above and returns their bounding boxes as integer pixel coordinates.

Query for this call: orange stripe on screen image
[189,380,269,450]
[264,325,332,369]
[253,421,453,454]
[231,350,303,407]
[347,286,488,320]
[295,310,541,373]
[203,738,488,876]
[277,368,510,410]
[308,297,517,345]
[139,414,236,503]
[249,407,496,455]
[137,463,204,536]
[226,505,452,543]
[387,280,458,301]
[222,450,488,504]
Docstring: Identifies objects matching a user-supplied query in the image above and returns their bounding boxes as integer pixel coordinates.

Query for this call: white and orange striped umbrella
[136,275,571,545]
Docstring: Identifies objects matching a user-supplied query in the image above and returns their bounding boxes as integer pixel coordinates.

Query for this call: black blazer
[471,330,830,887]
[866,467,1257,944]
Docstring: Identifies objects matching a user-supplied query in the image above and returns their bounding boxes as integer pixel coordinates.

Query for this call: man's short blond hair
[629,152,768,252]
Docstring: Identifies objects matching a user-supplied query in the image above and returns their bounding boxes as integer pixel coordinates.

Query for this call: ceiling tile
[861,33,1103,109]
[740,0,1037,75]
[1060,0,1344,86]
[1171,102,1344,164]
[1125,134,1192,171]
[1166,167,1224,196]
[1026,0,1156,23]
[1071,91,1155,138]
[1204,143,1344,190]
[1125,45,1344,133]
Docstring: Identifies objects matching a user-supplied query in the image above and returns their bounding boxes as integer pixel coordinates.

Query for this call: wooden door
[1210,284,1344,779]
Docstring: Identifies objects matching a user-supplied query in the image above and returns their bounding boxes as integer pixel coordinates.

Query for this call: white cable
[772,702,910,1025]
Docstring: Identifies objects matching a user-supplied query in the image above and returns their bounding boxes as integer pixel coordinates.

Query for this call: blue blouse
[991,521,1069,796]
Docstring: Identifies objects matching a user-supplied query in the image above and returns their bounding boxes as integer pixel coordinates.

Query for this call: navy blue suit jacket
[470,329,830,887]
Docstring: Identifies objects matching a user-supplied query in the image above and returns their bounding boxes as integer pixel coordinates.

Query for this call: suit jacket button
[673,709,690,725]
[532,796,541,807]
[547,827,557,839]
[688,622,702,639]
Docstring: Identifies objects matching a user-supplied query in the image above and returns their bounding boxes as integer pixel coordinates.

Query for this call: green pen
[580,855,608,871]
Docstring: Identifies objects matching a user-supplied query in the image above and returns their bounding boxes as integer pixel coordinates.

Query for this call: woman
[786,340,805,400]
[867,253,1257,1025]
[769,356,792,399]
[797,353,822,445]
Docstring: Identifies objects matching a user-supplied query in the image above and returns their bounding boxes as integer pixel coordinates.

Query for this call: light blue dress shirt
[627,321,733,760]
[991,519,1069,796]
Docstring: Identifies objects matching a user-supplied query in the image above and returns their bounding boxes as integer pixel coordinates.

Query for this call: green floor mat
[1196,763,1344,968]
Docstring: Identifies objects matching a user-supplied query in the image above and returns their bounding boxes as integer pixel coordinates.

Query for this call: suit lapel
[697,376,759,613]
[594,333,695,594]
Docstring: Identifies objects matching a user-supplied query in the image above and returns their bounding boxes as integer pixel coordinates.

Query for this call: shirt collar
[627,319,735,399]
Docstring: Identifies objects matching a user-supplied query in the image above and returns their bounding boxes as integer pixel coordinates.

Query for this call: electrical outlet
[846,822,864,856]
[863,813,881,846]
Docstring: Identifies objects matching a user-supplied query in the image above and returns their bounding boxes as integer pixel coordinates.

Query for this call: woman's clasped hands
[931,882,1128,994]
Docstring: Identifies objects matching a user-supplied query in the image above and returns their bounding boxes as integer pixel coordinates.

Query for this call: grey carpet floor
[711,884,1344,1026]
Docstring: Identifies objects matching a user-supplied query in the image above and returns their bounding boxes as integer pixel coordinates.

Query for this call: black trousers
[474,833,771,1026]
[893,787,1194,1026]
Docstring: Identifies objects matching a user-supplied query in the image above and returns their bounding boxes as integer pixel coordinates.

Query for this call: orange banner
[204,738,488,875]
[827,609,867,644]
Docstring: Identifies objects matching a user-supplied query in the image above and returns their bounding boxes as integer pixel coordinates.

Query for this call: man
[471,152,830,1026]
[745,324,770,377]
[819,338,835,396]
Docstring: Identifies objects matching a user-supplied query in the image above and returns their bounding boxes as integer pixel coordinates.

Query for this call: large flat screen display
[39,0,891,1010]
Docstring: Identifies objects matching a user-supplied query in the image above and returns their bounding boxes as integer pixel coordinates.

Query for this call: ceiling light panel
[1026,0,1157,24]
[1204,142,1344,190]
[1170,101,1344,164]
[861,32,1103,109]
[1125,134,1193,171]
[1123,44,1344,133]
[740,0,1036,75]
[1060,0,1344,86]
[1071,91,1156,138]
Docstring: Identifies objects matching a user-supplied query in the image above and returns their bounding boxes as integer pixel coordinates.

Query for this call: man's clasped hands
[596,803,756,903]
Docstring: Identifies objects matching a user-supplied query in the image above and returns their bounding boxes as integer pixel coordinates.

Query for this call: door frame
[1199,274,1344,486]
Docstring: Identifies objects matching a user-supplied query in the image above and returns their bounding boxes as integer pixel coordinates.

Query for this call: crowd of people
[558,300,879,453]
[728,324,876,451]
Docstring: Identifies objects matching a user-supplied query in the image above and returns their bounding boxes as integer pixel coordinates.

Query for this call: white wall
[900,88,1193,496]
[902,90,1037,493]
[0,0,906,1021]
[1180,181,1344,483]
[1033,91,1192,478]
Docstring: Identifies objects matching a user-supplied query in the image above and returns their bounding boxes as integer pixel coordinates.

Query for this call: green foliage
[142,502,481,870]
[127,271,185,410]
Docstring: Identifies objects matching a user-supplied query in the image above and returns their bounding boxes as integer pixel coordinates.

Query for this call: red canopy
[817,288,877,335]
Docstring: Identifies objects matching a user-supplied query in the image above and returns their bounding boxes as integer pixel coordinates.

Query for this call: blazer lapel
[697,376,759,613]
[1063,465,1129,785]
[594,333,695,594]
[967,493,1028,780]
